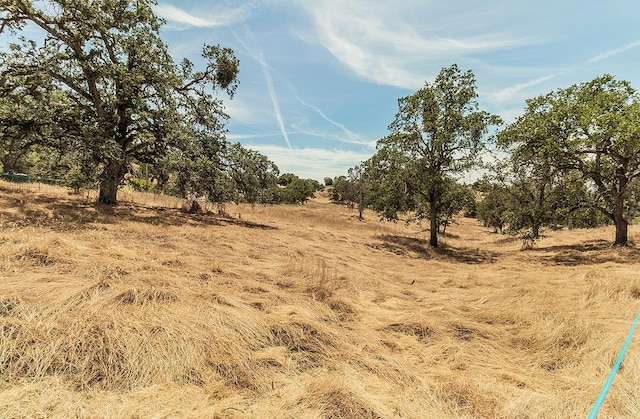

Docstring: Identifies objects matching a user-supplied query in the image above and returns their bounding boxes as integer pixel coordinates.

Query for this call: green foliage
[570,207,612,229]
[225,143,280,205]
[363,149,412,221]
[476,182,510,234]
[128,178,158,193]
[279,177,319,204]
[310,179,323,191]
[160,139,232,206]
[28,146,98,193]
[479,146,613,247]
[0,0,239,205]
[64,165,92,194]
[324,177,333,186]
[0,79,80,174]
[367,64,501,246]
[499,159,574,241]
[330,176,348,202]
[498,74,640,245]
[330,166,367,217]
[331,176,357,204]
[278,173,299,186]
[479,150,592,246]
[436,181,476,234]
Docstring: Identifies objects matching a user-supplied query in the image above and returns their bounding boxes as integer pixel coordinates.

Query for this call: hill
[0,181,639,418]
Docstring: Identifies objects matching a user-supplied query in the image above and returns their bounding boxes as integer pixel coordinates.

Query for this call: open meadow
[0,180,639,418]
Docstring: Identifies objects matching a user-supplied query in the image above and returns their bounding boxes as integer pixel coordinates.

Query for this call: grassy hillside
[0,181,639,418]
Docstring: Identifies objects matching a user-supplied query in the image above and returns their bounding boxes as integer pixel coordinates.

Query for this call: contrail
[295,95,371,146]
[491,72,563,104]
[256,52,292,149]
[493,38,640,104]
[233,28,292,150]
[586,39,640,64]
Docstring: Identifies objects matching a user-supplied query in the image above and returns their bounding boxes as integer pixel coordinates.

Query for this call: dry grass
[1,180,639,418]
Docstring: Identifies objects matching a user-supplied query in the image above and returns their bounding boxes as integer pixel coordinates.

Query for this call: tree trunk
[532,223,540,239]
[98,160,126,205]
[357,184,364,221]
[429,205,438,247]
[613,198,628,246]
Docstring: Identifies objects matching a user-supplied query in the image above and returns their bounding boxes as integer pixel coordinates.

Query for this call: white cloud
[154,3,249,28]
[486,38,640,107]
[227,133,282,141]
[293,0,538,89]
[258,53,292,149]
[244,144,372,180]
[294,96,373,147]
[225,96,274,127]
[289,122,378,149]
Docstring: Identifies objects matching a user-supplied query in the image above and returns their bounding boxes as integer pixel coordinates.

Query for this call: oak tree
[370,65,501,246]
[1,0,239,204]
[499,75,640,245]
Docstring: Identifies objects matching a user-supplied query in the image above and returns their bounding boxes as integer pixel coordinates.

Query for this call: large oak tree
[499,75,640,246]
[1,0,239,204]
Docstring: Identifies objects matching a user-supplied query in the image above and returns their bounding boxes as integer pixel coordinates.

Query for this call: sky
[7,1,640,182]
[152,0,640,182]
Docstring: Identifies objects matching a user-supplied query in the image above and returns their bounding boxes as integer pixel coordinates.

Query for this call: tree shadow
[415,228,461,240]
[372,234,498,264]
[438,231,461,239]
[0,186,276,231]
[493,235,520,245]
[529,239,640,266]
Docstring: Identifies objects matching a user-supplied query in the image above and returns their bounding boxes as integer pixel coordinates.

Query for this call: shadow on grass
[371,234,498,264]
[0,185,276,231]
[529,239,640,266]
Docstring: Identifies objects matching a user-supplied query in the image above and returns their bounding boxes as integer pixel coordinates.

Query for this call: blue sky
[153,1,640,181]
[8,1,640,182]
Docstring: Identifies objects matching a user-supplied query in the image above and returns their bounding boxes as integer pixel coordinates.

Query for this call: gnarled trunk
[98,160,126,205]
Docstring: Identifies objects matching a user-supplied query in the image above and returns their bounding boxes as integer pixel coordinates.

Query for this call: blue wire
[587,310,640,419]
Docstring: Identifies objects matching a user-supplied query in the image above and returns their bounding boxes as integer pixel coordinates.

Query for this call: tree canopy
[368,64,501,246]
[498,75,640,246]
[0,0,254,205]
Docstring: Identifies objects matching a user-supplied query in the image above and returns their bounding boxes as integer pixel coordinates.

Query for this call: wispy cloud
[154,3,249,28]
[586,39,640,64]
[227,132,283,141]
[258,53,292,149]
[293,0,538,89]
[488,38,640,106]
[224,97,273,127]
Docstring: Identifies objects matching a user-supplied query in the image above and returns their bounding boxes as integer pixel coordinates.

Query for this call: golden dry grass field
[1,180,639,418]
